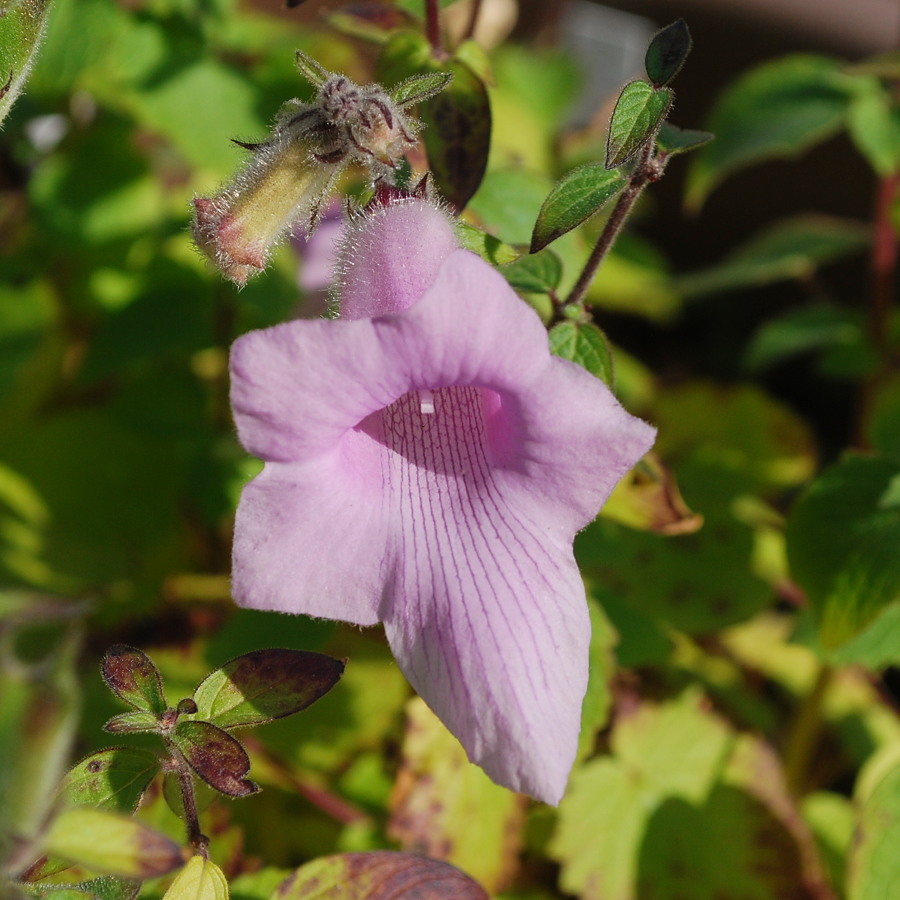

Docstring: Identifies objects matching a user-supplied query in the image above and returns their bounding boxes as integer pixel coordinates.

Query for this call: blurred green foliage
[3,2,900,899]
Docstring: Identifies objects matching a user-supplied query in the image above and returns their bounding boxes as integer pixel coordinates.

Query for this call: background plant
[0,1,899,899]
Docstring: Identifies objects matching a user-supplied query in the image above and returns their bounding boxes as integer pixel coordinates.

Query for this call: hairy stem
[170,746,209,857]
[563,144,665,313]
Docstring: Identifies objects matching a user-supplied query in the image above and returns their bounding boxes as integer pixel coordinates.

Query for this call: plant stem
[463,0,484,40]
[171,746,209,857]
[424,0,442,55]
[783,664,833,797]
[869,170,899,356]
[563,145,666,313]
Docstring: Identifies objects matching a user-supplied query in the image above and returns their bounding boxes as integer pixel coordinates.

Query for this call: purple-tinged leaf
[61,747,160,812]
[530,163,626,253]
[274,851,489,899]
[421,58,491,211]
[44,808,185,879]
[101,645,167,715]
[103,711,160,735]
[171,720,259,798]
[644,19,692,87]
[606,81,672,169]
[191,649,344,730]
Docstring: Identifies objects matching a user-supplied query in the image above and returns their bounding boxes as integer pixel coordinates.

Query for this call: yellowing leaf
[163,856,229,900]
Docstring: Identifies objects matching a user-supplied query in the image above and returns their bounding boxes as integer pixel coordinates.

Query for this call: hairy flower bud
[191,50,452,286]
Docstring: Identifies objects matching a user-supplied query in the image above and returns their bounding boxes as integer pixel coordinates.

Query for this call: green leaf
[324,5,418,44]
[60,748,160,812]
[101,645,168,715]
[549,321,615,388]
[743,304,863,373]
[387,698,523,893]
[802,791,855,893]
[848,763,900,900]
[272,852,488,900]
[171,719,259,798]
[44,808,184,879]
[606,81,672,169]
[685,55,856,208]
[420,58,491,211]
[655,121,714,157]
[847,80,900,176]
[191,649,344,730]
[499,249,562,294]
[644,19,692,87]
[530,164,626,252]
[787,453,900,650]
[0,0,52,126]
[162,856,228,900]
[677,214,870,299]
[103,711,161,735]
[389,71,453,108]
[866,373,900,460]
[454,223,519,266]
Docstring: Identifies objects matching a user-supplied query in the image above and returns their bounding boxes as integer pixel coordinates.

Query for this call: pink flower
[229,198,655,804]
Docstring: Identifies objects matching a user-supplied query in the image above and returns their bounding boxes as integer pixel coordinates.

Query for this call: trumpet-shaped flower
[230,199,655,804]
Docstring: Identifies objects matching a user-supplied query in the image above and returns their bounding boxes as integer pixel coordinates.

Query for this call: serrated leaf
[499,249,562,294]
[0,0,52,126]
[103,711,160,734]
[645,19,692,87]
[44,808,184,879]
[848,763,900,899]
[272,852,489,900]
[677,214,870,299]
[454,222,519,266]
[171,720,259,797]
[60,747,159,812]
[389,71,453,108]
[685,55,855,208]
[530,164,626,252]
[162,856,228,900]
[606,81,672,169]
[549,321,615,387]
[656,121,713,157]
[387,698,524,893]
[101,645,167,715]
[191,649,344,730]
[787,453,900,650]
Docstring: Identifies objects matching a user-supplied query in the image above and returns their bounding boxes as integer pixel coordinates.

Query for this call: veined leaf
[645,19,692,87]
[549,321,615,387]
[171,719,259,798]
[162,856,228,900]
[606,81,672,169]
[101,645,167,715]
[500,249,562,294]
[531,164,626,252]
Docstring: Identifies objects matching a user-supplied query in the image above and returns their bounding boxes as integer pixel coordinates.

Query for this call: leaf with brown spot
[274,851,488,899]
[61,747,160,811]
[388,698,524,894]
[101,645,167,715]
[191,649,344,730]
[171,720,259,798]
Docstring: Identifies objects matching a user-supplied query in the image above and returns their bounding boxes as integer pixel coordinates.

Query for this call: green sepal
[389,71,453,109]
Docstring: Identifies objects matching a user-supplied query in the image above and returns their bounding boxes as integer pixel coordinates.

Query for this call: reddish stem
[424,0,442,55]
[463,0,484,41]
